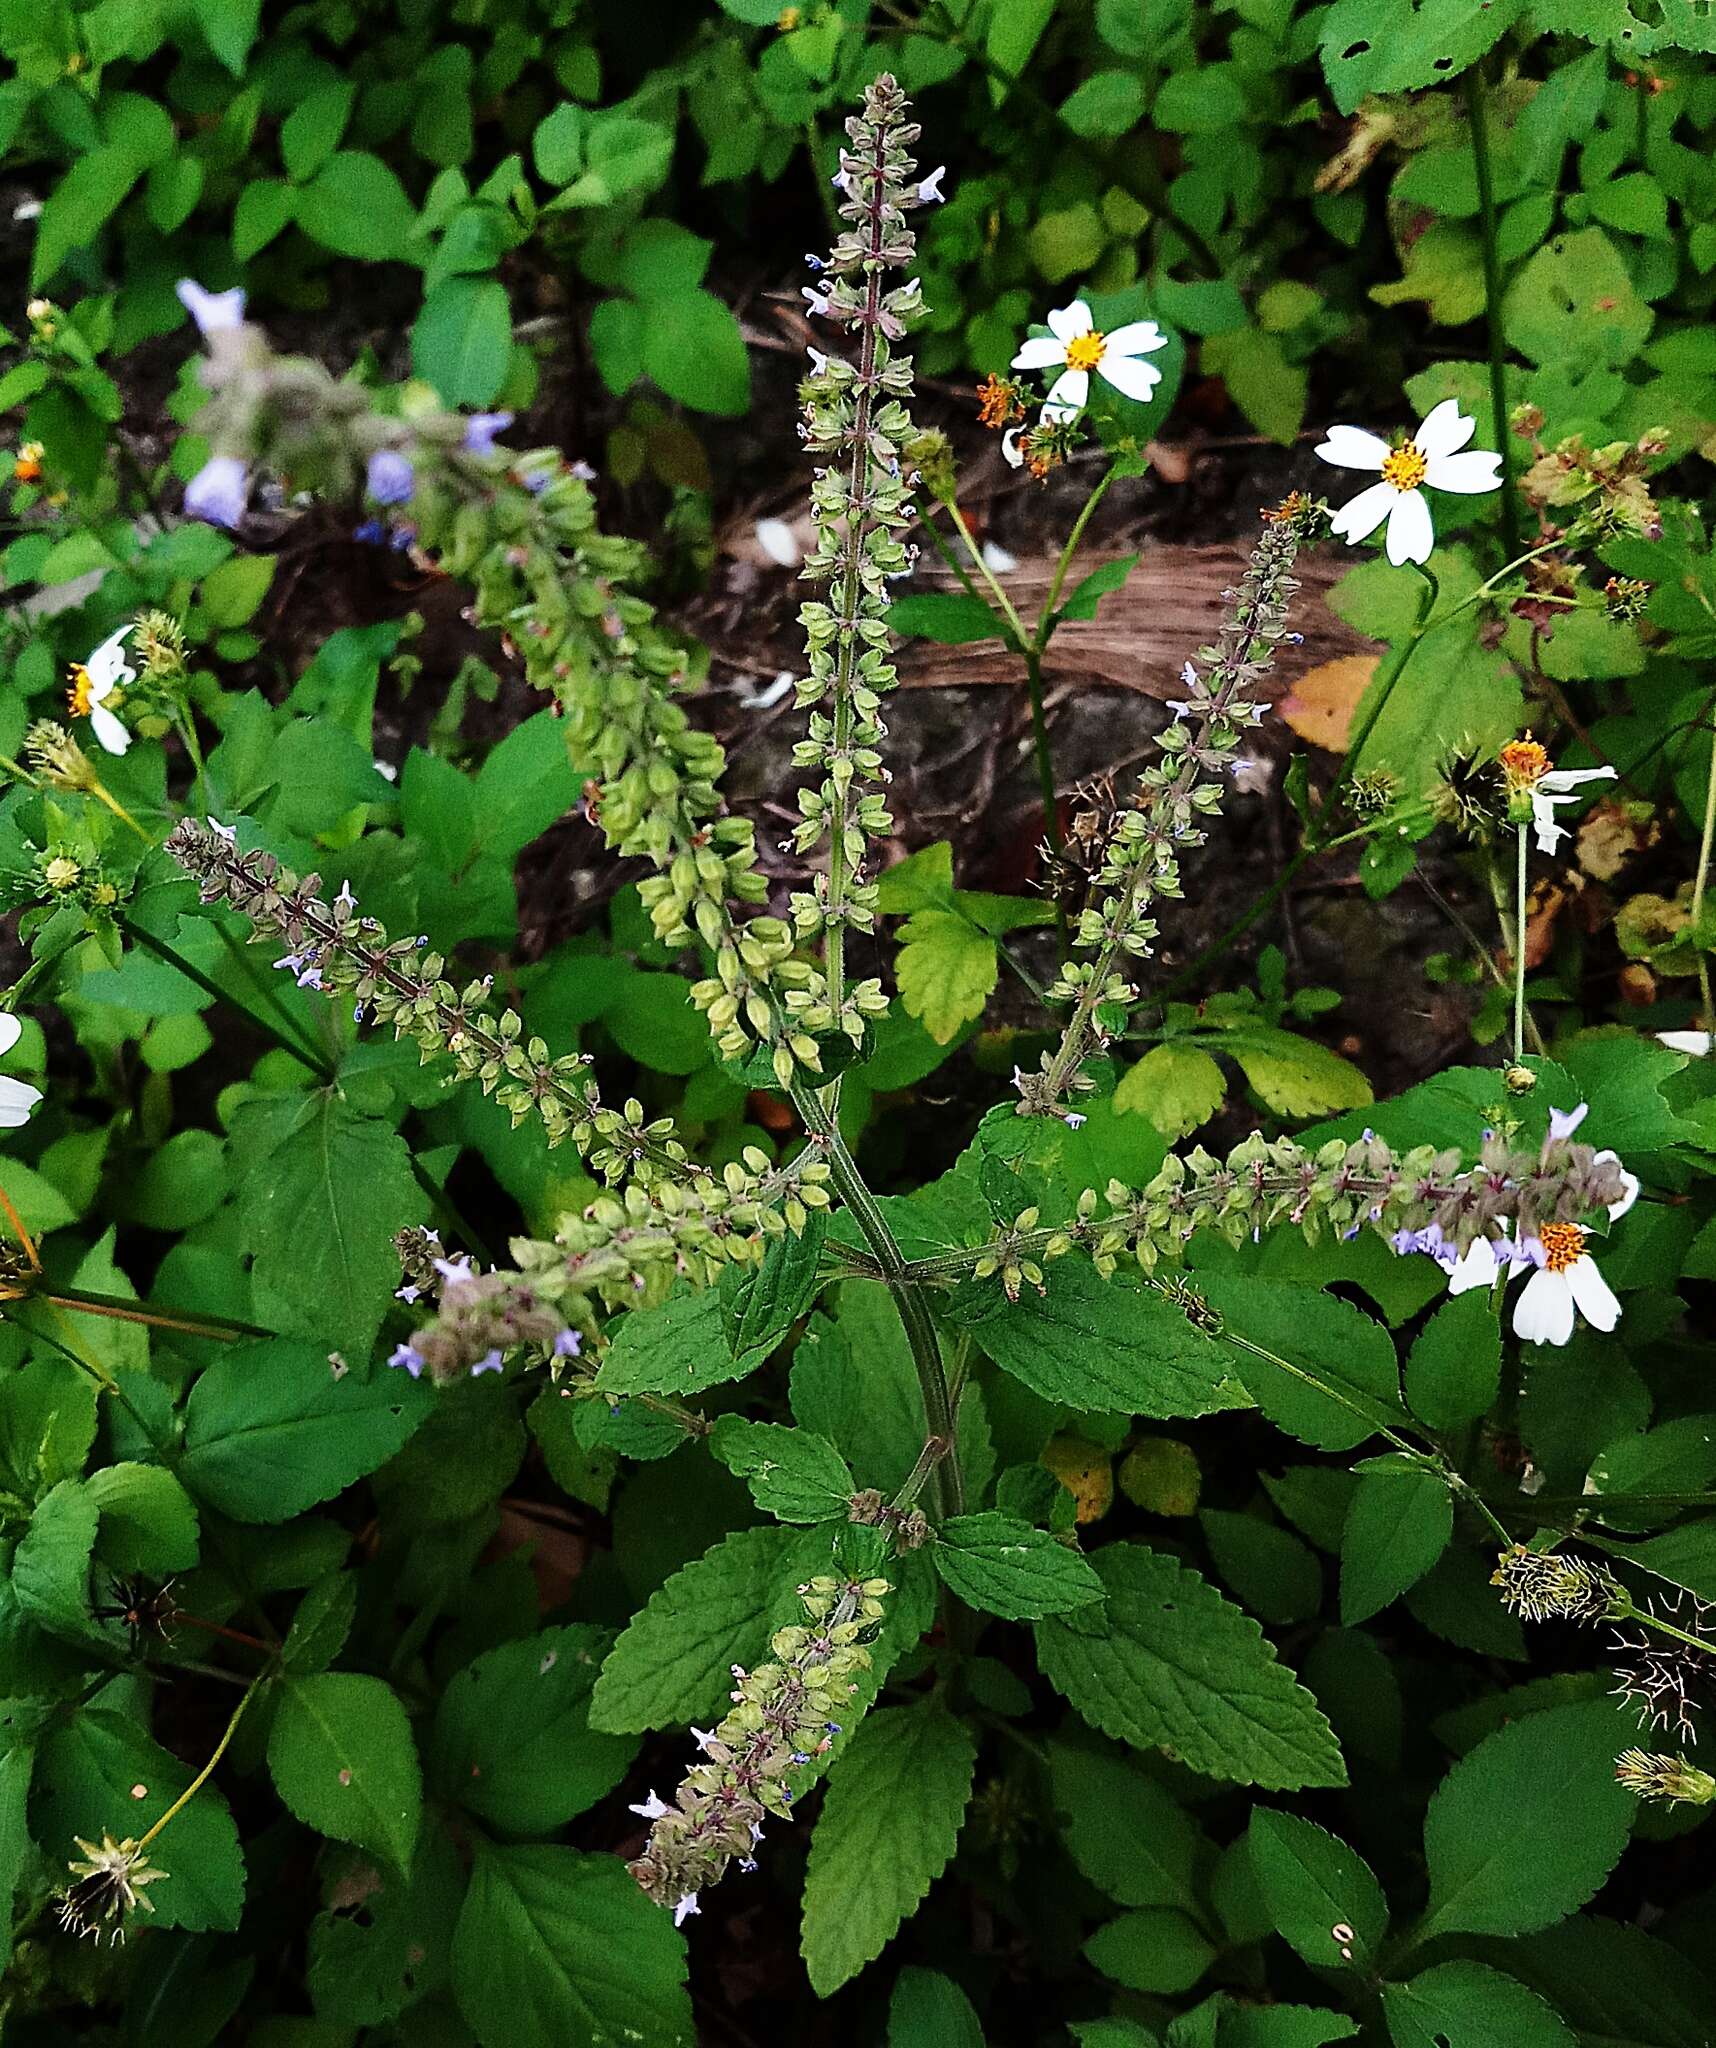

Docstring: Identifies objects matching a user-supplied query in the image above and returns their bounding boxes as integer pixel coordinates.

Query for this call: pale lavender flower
[184,455,249,528]
[462,412,514,455]
[471,1349,505,1376]
[388,1344,425,1378]
[629,1791,670,1821]
[176,280,246,335]
[367,450,415,506]
[553,1329,583,1358]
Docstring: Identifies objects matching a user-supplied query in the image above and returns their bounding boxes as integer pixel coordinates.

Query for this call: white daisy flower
[1315,399,1502,567]
[67,626,135,756]
[1657,1030,1711,1057]
[1011,300,1167,413]
[0,1014,43,1130]
[1507,1152,1637,1347]
[1528,763,1619,854]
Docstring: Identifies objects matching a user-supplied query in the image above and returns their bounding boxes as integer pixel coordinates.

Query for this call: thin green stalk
[1463,67,1520,559]
[1692,690,1716,1037]
[789,1081,964,1518]
[136,1668,269,1854]
[120,916,333,1078]
[1512,822,1530,1064]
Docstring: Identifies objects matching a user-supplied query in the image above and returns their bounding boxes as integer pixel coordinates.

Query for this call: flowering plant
[2,52,1716,2048]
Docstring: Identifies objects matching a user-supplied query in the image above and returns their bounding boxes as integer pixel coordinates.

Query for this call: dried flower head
[1612,1593,1716,1741]
[1616,1749,1716,1805]
[23,719,97,792]
[56,1834,168,1944]
[1490,1546,1625,1624]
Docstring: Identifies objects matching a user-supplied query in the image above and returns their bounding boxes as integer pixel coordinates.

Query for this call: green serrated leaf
[597,1287,766,1398]
[1419,1698,1636,1941]
[1036,1545,1346,1791]
[1115,1042,1227,1138]
[801,1699,977,1995]
[589,1525,796,1734]
[452,1842,693,2048]
[1339,1465,1452,1625]
[932,1512,1105,1620]
[431,1627,633,1834]
[181,1340,430,1524]
[1249,1810,1389,1972]
[709,1417,856,1524]
[1383,1962,1576,2048]
[952,1260,1250,1419]
[1405,1292,1501,1430]
[268,1672,422,1871]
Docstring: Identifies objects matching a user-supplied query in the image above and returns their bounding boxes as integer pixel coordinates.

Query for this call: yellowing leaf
[894,909,996,1044]
[1278,655,1378,753]
[1042,1435,1114,1524]
[1115,1042,1227,1138]
[1224,1031,1374,1119]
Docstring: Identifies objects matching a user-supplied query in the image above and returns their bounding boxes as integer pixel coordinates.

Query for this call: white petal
[176,279,246,334]
[1328,480,1397,545]
[754,517,801,568]
[1315,424,1390,473]
[84,625,134,689]
[1011,335,1067,371]
[1656,1031,1712,1056]
[1103,320,1166,358]
[1046,301,1094,342]
[90,705,131,756]
[1044,368,1089,412]
[1384,490,1434,566]
[1446,1237,1499,1296]
[1538,765,1618,795]
[1513,1268,1575,1347]
[0,1076,42,1127]
[1529,792,1569,855]
[1040,396,1080,425]
[1412,398,1476,462]
[1001,428,1026,469]
[1422,448,1503,496]
[0,1014,20,1056]
[1097,352,1163,403]
[1566,1255,1622,1333]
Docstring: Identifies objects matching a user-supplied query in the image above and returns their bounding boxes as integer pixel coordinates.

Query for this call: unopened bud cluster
[1019,516,1308,1115]
[629,1575,888,1920]
[175,291,790,1066]
[776,73,927,1059]
[927,1122,1635,1297]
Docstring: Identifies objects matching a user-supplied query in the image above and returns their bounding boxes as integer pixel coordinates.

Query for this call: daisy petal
[1011,335,1067,371]
[0,1076,42,1129]
[1097,352,1162,403]
[1656,1030,1712,1057]
[1422,448,1503,496]
[1046,301,1094,343]
[1328,480,1397,545]
[0,1015,21,1057]
[90,705,131,756]
[1384,489,1434,566]
[1513,1268,1575,1347]
[1413,398,1476,462]
[1539,765,1618,794]
[1566,1255,1622,1333]
[1103,320,1166,358]
[1045,368,1090,412]
[1315,425,1390,473]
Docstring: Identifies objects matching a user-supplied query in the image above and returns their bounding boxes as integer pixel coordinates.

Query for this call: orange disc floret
[1537,1220,1587,1273]
[1499,735,1550,787]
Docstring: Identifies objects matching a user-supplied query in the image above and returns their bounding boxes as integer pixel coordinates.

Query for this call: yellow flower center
[1538,1221,1587,1274]
[1499,736,1550,788]
[1381,444,1428,492]
[1064,331,1106,373]
[67,665,94,717]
